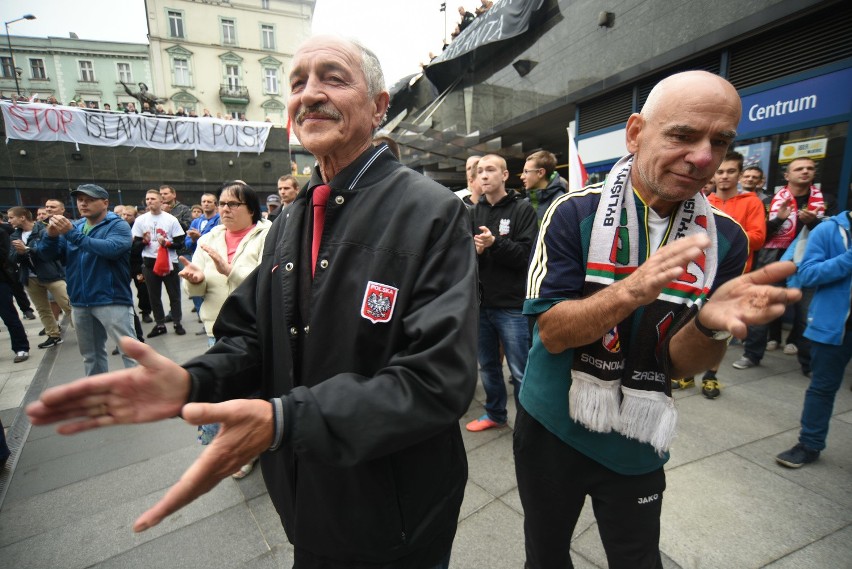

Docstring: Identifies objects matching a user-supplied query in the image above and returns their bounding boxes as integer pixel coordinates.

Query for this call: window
[79,61,95,82]
[225,106,243,120]
[261,24,275,50]
[262,0,269,8]
[117,62,132,83]
[174,58,190,86]
[222,19,236,45]
[1,57,13,78]
[30,59,46,79]
[264,68,279,94]
[226,65,240,89]
[168,10,184,38]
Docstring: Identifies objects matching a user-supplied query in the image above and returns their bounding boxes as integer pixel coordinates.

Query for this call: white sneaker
[14,351,29,363]
[766,340,779,351]
[732,356,758,370]
[783,343,798,355]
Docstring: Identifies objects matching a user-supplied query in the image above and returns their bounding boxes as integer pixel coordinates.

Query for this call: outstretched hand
[697,261,802,338]
[200,244,232,276]
[132,399,273,532]
[26,337,191,434]
[27,337,275,533]
[618,233,712,306]
[178,256,204,284]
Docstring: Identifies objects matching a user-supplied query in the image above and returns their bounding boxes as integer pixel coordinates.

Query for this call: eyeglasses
[522,168,543,175]
[219,201,245,209]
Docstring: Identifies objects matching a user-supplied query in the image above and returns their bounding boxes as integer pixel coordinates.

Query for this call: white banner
[1,101,272,154]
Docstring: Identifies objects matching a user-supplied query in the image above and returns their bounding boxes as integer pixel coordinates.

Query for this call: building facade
[0,35,151,108]
[387,0,852,212]
[144,0,315,123]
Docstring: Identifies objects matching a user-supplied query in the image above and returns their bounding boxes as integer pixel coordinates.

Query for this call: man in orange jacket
[673,150,766,398]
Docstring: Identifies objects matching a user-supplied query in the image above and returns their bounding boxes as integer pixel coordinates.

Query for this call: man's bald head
[640,70,741,126]
[626,71,742,215]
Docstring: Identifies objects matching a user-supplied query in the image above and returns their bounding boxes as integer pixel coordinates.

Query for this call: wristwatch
[694,311,732,341]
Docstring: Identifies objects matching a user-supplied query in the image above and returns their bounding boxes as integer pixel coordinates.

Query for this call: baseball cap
[267,194,281,205]
[72,184,109,199]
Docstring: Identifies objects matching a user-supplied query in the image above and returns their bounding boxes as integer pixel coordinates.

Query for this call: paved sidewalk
[1,297,850,568]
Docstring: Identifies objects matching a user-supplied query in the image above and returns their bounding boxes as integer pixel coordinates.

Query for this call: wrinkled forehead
[291,37,363,79]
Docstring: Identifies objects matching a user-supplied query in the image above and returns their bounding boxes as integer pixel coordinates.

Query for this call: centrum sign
[738,67,852,137]
[1,101,272,154]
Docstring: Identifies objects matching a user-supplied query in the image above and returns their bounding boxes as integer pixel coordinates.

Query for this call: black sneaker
[112,347,120,355]
[38,336,63,349]
[165,313,174,323]
[38,328,46,336]
[141,313,153,323]
[147,325,167,338]
[23,310,36,320]
[174,324,186,335]
[776,443,820,468]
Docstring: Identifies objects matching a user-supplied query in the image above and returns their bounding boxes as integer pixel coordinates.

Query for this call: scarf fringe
[568,372,621,433]
[618,387,678,456]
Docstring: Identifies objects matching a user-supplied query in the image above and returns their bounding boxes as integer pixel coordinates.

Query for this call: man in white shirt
[132,189,186,337]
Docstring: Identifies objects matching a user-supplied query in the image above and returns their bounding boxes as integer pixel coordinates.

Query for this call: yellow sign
[778,138,827,163]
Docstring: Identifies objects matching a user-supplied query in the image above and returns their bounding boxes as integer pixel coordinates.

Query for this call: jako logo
[637,494,659,504]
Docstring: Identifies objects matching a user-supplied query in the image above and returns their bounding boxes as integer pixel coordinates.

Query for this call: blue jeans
[73,304,138,376]
[478,307,530,424]
[799,335,852,451]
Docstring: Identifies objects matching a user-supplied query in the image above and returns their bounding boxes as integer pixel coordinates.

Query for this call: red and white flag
[567,127,588,191]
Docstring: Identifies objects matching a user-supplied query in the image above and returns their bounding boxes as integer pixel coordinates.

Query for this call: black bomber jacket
[183,145,479,568]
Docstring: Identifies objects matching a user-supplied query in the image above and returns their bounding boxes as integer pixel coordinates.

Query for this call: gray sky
[1,0,458,86]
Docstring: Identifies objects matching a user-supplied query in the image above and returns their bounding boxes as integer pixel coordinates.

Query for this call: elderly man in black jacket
[28,35,478,569]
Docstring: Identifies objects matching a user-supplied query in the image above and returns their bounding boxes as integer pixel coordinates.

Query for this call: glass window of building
[735,122,850,211]
[264,68,279,94]
[30,58,46,79]
[262,0,269,8]
[1,57,13,78]
[174,58,190,86]
[79,61,95,82]
[261,24,275,50]
[222,19,236,45]
[117,62,132,83]
[226,64,240,89]
[168,10,184,38]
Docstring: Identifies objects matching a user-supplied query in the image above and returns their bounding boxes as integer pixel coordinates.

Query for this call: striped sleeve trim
[527,183,603,299]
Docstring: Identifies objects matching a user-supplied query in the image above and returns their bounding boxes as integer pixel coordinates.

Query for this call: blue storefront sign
[738,67,852,137]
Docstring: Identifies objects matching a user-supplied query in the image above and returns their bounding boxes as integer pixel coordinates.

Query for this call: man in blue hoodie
[776,210,852,468]
[39,184,137,376]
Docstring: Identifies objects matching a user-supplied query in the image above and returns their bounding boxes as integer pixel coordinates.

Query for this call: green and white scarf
[570,155,718,455]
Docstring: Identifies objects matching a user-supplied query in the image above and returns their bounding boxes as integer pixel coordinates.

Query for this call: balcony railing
[219,84,249,104]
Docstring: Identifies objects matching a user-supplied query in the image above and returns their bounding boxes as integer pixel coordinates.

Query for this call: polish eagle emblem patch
[361,281,398,324]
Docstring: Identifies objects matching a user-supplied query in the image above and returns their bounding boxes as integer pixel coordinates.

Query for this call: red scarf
[765,185,824,249]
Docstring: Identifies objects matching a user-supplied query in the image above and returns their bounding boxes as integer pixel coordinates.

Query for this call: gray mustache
[296,105,342,124]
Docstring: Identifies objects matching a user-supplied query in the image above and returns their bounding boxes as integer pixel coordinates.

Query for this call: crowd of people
[8,33,849,569]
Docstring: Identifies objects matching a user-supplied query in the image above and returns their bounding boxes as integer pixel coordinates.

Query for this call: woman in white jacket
[179,181,271,344]
[178,180,271,478]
